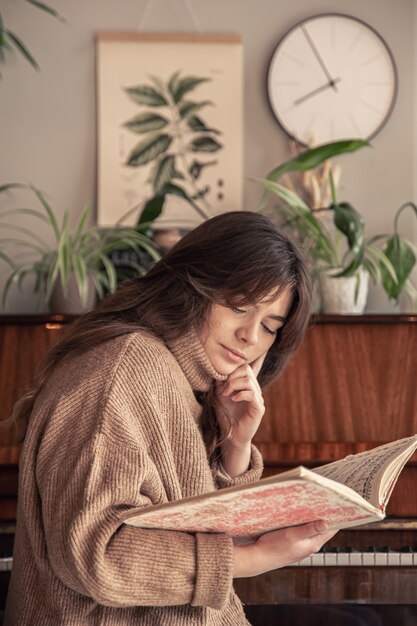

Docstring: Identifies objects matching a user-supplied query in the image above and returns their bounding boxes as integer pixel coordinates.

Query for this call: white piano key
[336,552,350,566]
[310,553,325,566]
[0,556,12,571]
[362,553,376,566]
[374,552,388,566]
[349,553,363,566]
[323,552,339,566]
[399,553,414,566]
[387,553,401,566]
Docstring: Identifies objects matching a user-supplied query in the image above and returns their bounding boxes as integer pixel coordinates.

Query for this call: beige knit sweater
[4,329,263,625]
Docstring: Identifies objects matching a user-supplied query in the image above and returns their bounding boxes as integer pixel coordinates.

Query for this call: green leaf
[98,254,117,293]
[190,136,222,153]
[382,234,416,300]
[188,159,217,181]
[187,115,221,134]
[125,85,167,107]
[29,185,60,239]
[123,112,169,133]
[266,139,369,182]
[150,155,177,192]
[5,29,39,70]
[253,177,337,265]
[178,100,212,118]
[332,202,364,252]
[126,134,172,167]
[74,203,92,239]
[24,0,65,21]
[162,182,209,220]
[171,76,210,103]
[138,195,166,225]
[167,70,181,99]
[148,74,166,92]
[72,255,88,305]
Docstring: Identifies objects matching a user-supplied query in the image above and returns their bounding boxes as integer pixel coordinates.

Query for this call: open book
[125,435,417,542]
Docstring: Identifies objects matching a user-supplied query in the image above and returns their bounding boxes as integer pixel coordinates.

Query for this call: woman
[4,211,335,626]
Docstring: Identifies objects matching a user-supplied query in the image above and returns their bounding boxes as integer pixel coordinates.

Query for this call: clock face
[267,14,398,145]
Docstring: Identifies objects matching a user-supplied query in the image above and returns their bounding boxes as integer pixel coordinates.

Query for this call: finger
[250,352,267,377]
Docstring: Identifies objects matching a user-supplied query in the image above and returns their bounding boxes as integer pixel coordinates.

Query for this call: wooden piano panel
[256,315,417,444]
[0,316,70,520]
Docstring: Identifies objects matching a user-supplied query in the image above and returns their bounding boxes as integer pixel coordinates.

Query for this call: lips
[221,345,247,362]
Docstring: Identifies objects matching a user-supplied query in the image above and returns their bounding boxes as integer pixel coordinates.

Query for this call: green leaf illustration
[124,112,169,133]
[125,85,167,107]
[171,76,210,103]
[126,134,172,167]
[179,100,212,118]
[189,159,217,181]
[187,115,221,134]
[151,155,177,192]
[190,136,222,153]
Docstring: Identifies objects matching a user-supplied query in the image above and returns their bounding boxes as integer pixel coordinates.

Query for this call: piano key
[0,556,13,571]
[400,552,413,566]
[287,549,417,567]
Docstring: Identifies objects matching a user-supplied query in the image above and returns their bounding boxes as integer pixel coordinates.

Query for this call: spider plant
[0,183,160,310]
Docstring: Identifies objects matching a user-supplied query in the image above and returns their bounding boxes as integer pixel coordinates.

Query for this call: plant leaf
[150,155,177,192]
[5,29,39,70]
[190,136,222,153]
[332,202,364,252]
[74,203,92,240]
[29,185,60,239]
[125,85,167,107]
[187,115,221,134]
[266,139,369,182]
[123,112,169,133]
[126,134,172,167]
[188,159,217,181]
[137,194,166,225]
[24,0,65,21]
[170,76,210,103]
[162,182,209,220]
[178,100,212,118]
[382,234,416,300]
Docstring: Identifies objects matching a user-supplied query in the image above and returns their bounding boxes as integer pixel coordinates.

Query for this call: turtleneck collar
[167,328,227,392]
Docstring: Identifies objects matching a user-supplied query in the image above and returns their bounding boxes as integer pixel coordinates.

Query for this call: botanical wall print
[96,34,243,228]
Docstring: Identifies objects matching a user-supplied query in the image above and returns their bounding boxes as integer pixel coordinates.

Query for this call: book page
[313,435,417,509]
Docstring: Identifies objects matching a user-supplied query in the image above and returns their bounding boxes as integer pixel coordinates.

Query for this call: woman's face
[197,289,293,375]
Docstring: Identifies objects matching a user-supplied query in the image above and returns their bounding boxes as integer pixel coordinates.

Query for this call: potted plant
[0,1,64,73]
[0,183,160,313]
[254,140,417,313]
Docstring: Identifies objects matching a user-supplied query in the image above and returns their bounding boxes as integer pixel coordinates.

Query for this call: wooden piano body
[1,314,417,622]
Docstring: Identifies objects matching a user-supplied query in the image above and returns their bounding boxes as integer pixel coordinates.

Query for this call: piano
[1,314,417,625]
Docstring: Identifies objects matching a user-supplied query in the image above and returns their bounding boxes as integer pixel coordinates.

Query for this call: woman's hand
[216,355,266,477]
[233,521,337,578]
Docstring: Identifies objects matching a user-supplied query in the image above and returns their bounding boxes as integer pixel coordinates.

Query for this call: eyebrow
[267,315,286,323]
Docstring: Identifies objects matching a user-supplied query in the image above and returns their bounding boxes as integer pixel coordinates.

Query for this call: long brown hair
[8,211,312,458]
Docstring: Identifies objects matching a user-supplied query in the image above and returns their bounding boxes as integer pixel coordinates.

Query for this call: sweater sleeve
[39,434,234,609]
[214,444,264,489]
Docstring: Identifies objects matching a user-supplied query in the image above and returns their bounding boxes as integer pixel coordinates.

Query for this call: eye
[231,306,246,314]
[262,323,278,336]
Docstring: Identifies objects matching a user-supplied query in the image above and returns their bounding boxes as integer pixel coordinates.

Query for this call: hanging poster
[96,33,243,228]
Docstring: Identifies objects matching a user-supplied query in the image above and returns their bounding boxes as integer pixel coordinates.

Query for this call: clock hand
[301,25,338,92]
[294,77,341,106]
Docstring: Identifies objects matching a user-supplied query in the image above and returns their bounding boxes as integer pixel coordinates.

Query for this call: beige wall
[0,0,416,312]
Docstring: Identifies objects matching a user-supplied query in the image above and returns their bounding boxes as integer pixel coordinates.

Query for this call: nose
[236,322,258,346]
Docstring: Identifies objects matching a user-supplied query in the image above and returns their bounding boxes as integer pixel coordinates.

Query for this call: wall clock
[267,13,398,145]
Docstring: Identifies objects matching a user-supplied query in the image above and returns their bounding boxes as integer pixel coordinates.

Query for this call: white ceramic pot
[319,268,369,314]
